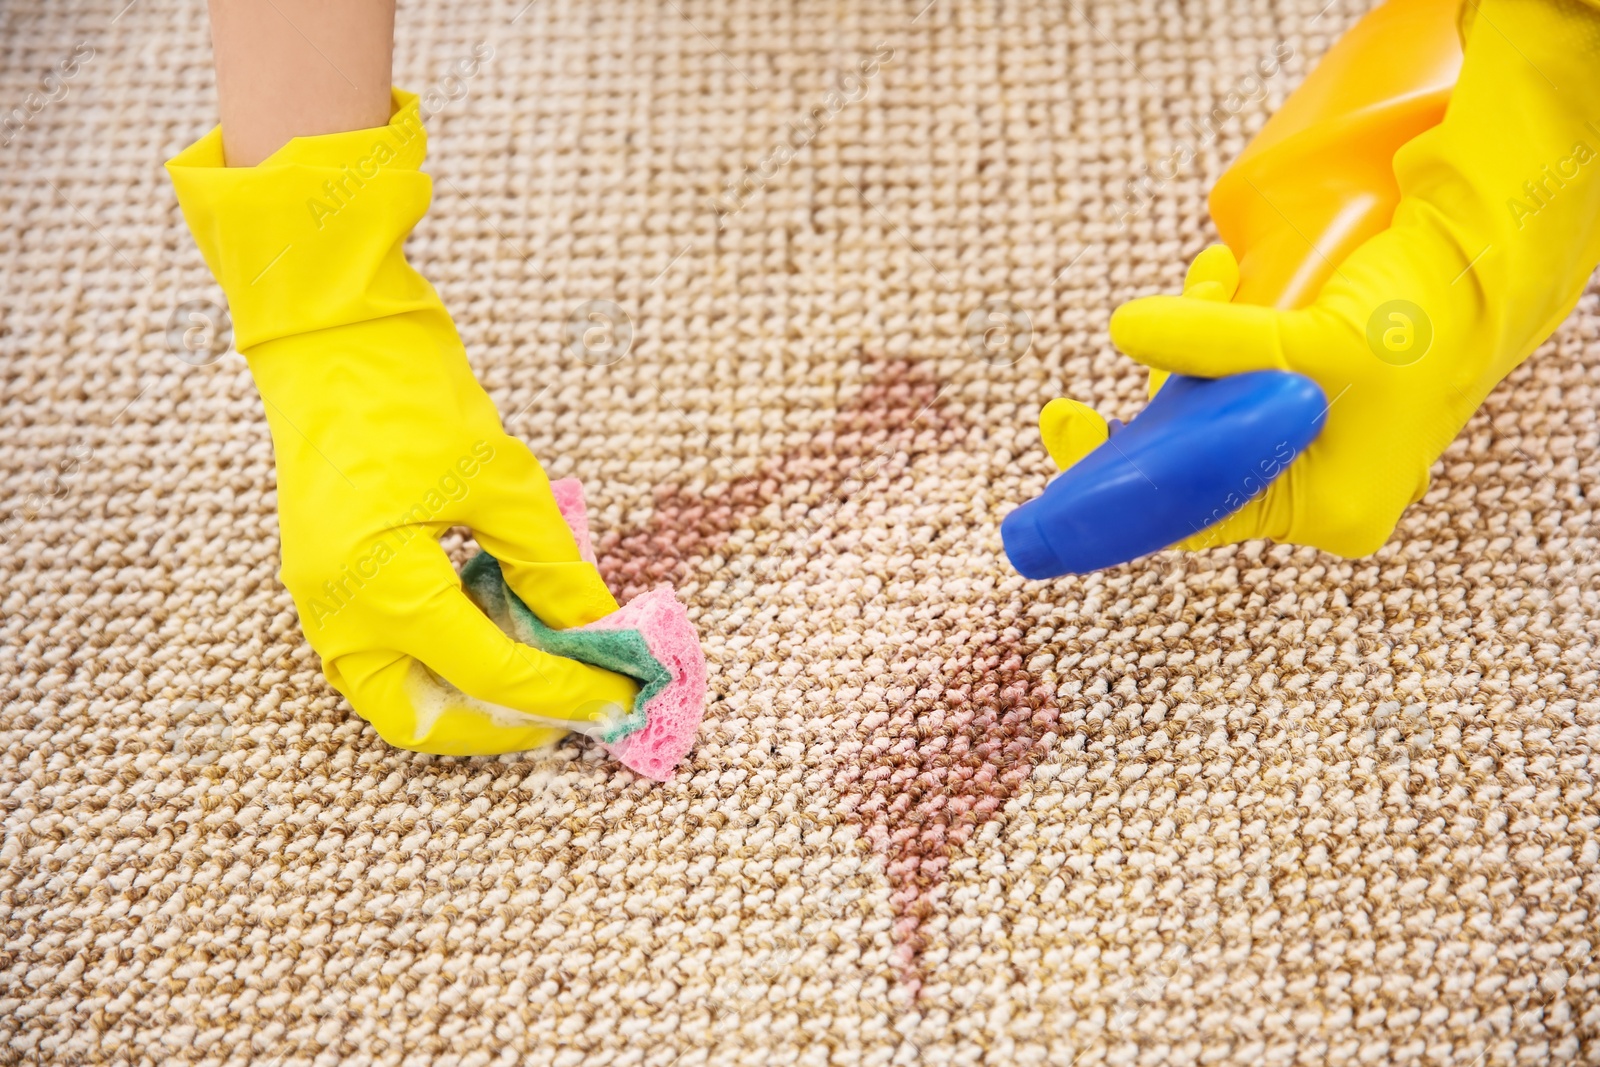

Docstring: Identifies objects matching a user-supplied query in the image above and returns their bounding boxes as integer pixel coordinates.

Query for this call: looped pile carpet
[2,0,1597,1064]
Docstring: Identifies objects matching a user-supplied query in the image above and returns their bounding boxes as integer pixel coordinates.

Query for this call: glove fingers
[403,576,639,732]
[1144,247,1240,399]
[1184,244,1242,300]
[1110,296,1295,377]
[1038,398,1109,471]
[487,558,620,631]
[325,646,572,756]
[469,437,590,558]
[469,439,621,629]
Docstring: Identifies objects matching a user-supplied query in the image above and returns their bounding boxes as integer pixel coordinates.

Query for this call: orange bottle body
[1210,0,1465,309]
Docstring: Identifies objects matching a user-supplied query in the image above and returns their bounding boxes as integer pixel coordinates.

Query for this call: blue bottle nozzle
[1002,371,1328,578]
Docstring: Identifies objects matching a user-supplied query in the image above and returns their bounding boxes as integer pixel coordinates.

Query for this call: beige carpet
[3,0,1598,1063]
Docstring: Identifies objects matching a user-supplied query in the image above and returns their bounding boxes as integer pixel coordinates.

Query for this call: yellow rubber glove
[167,90,639,756]
[1097,0,1600,558]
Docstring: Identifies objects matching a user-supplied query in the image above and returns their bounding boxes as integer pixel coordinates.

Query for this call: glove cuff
[166,89,441,353]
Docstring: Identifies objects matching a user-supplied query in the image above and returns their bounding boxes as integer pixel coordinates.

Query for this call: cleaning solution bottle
[1002,0,1465,579]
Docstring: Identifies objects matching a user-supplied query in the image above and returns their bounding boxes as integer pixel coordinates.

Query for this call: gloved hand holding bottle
[1043,0,1600,561]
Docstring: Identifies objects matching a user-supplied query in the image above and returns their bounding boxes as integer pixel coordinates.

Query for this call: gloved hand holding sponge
[168,92,704,777]
[1026,0,1600,570]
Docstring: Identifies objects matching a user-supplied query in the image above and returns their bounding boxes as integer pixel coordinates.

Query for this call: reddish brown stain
[850,649,1061,991]
[596,362,953,602]
[596,361,1060,993]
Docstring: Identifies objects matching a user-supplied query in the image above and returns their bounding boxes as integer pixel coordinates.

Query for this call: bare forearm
[207,0,395,166]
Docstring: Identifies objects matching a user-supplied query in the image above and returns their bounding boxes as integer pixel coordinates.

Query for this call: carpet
[2,0,1598,1063]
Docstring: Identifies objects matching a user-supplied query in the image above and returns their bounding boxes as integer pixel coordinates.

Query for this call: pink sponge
[550,479,706,781]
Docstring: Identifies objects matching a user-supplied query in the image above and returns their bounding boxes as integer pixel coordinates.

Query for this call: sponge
[460,479,706,781]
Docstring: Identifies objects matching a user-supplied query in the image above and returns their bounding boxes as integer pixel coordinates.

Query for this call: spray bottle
[1002,0,1465,579]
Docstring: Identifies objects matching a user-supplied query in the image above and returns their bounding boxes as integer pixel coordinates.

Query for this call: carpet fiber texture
[2,0,1599,1064]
